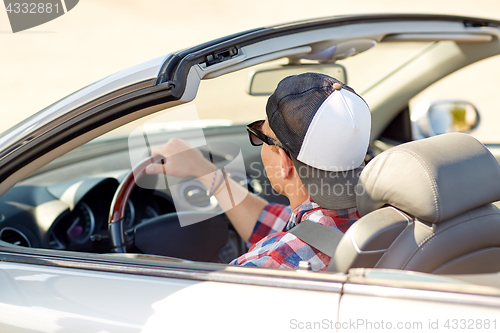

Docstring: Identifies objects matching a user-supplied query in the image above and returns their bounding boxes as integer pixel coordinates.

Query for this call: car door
[0,255,344,332]
[337,269,500,333]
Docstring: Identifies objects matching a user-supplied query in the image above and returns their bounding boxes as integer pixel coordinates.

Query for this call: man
[146,73,371,271]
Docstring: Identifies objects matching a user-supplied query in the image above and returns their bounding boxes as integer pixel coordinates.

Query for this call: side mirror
[246,64,347,96]
[411,100,480,139]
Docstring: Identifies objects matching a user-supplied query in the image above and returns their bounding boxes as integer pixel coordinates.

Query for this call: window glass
[338,41,432,94]
[410,54,500,143]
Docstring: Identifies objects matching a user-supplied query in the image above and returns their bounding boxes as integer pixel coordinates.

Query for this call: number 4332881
[6,3,60,14]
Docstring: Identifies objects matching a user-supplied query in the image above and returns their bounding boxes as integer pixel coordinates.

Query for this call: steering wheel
[108,156,229,262]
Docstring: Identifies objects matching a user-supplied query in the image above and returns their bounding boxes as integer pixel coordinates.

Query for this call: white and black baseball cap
[266,72,371,209]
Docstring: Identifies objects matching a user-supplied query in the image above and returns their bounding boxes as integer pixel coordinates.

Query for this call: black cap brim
[292,158,364,210]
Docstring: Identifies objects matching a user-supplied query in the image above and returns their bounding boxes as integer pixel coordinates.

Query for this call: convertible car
[1,14,500,332]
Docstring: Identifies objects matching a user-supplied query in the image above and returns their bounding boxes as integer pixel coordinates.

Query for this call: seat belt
[288,220,343,257]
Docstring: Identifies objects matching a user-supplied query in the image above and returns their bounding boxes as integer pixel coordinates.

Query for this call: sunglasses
[246,120,291,157]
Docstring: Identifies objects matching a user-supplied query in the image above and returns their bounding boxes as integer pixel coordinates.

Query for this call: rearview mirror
[246,64,347,96]
[411,100,480,139]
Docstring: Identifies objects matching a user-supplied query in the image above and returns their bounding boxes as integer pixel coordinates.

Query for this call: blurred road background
[1,0,500,140]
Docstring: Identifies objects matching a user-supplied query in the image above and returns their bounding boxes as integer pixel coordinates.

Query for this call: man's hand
[145,138,213,178]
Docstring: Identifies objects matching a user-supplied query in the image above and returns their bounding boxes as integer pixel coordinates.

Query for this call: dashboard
[0,176,175,252]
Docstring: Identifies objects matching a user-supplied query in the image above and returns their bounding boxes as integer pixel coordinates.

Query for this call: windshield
[96,41,433,140]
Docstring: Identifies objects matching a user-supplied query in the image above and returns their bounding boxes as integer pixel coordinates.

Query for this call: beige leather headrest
[357,133,500,223]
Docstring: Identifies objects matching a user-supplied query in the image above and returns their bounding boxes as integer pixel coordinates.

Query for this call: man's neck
[288,192,310,212]
[282,177,309,211]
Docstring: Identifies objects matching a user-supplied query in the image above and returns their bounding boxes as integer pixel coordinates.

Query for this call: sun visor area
[295,39,377,62]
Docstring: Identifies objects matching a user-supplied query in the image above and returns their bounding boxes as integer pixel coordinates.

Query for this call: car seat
[329,132,500,274]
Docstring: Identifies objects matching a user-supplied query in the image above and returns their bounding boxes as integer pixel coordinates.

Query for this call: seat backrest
[330,133,500,274]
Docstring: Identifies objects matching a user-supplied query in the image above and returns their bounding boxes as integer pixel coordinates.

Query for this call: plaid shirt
[230,198,359,272]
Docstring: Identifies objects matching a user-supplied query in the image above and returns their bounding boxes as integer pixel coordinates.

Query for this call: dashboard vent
[0,228,31,247]
[183,184,212,208]
[180,181,218,211]
[230,174,248,189]
[230,172,262,195]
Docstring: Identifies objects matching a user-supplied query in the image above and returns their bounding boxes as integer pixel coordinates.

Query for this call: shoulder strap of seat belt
[288,220,343,257]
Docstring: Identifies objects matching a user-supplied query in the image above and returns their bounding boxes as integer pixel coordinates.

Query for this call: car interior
[1,17,500,286]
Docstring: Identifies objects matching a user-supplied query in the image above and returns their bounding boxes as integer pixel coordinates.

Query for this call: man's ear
[279,149,294,180]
